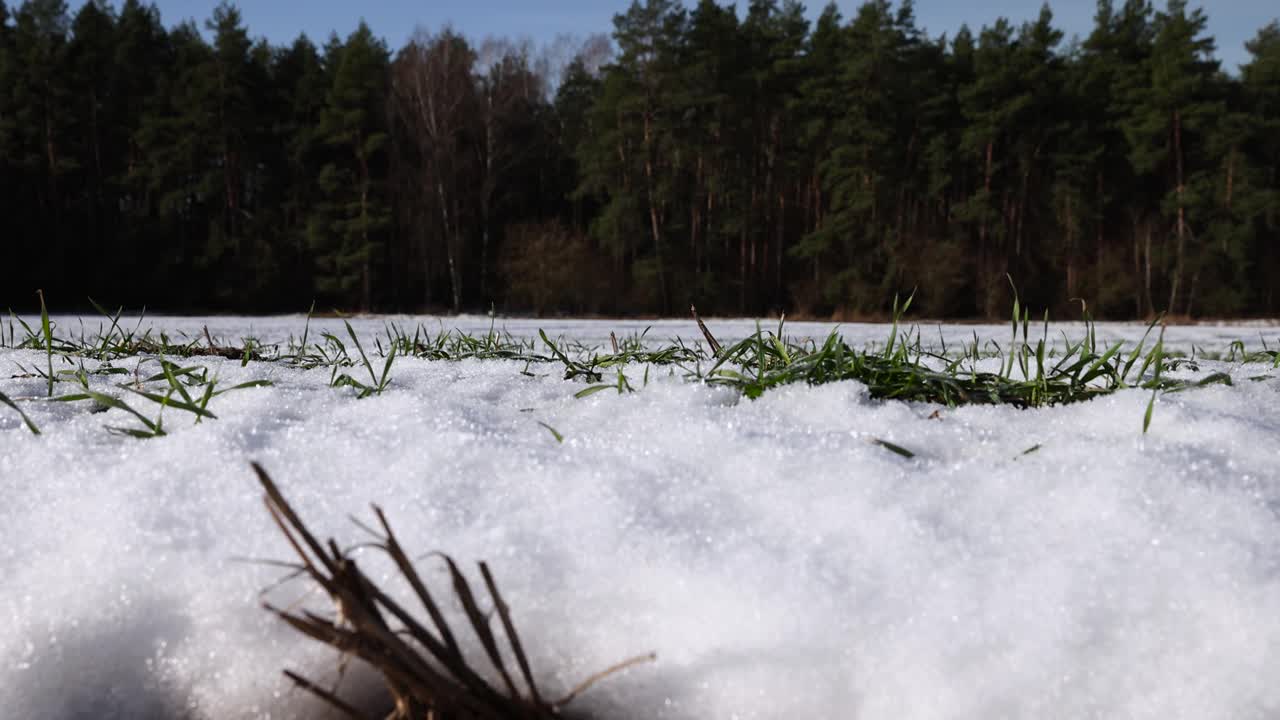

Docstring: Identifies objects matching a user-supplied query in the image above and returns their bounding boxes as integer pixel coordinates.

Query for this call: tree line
[1,0,1278,318]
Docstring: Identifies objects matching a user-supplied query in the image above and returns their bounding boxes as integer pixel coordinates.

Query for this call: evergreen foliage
[1,0,1277,318]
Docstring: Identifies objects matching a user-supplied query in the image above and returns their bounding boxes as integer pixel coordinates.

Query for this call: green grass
[537,421,565,443]
[50,357,272,438]
[0,297,278,436]
[328,320,397,398]
[0,295,1275,438]
[685,297,1230,415]
[0,387,40,434]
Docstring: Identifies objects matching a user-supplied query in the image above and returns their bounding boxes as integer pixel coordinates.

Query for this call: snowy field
[2,314,1280,719]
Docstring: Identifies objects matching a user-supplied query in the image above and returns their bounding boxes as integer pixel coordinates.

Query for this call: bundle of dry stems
[254,463,653,719]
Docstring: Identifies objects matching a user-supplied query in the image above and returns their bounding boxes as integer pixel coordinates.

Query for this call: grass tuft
[253,463,652,719]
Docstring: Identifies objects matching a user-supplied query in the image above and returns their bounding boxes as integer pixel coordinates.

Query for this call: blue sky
[80,1,1276,71]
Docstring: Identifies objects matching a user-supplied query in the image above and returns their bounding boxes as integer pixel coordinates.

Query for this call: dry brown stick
[351,564,504,705]
[345,540,523,712]
[283,669,374,720]
[262,499,328,589]
[272,594,495,719]
[327,562,453,696]
[266,605,358,653]
[554,652,659,709]
[479,561,544,708]
[441,556,523,702]
[335,547,513,718]
[691,305,722,356]
[374,506,462,659]
[256,463,341,578]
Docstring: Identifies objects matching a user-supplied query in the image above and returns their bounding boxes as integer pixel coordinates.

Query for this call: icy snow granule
[0,317,1278,719]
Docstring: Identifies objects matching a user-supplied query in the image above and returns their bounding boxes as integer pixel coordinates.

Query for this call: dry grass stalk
[689,305,722,356]
[198,326,250,359]
[253,463,652,719]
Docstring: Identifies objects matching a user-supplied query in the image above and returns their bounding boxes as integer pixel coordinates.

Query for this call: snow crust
[1,316,1279,719]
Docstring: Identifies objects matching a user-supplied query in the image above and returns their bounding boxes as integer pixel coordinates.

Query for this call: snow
[1,316,1279,720]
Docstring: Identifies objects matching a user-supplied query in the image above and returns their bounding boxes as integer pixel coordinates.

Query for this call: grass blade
[0,389,40,434]
[1143,390,1157,434]
[38,289,53,398]
[537,421,564,443]
[574,384,613,399]
[872,438,916,459]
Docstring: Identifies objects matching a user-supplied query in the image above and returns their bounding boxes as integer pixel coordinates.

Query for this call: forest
[1,0,1278,319]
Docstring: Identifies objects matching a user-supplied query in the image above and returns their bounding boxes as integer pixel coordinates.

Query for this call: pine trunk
[1169,109,1187,314]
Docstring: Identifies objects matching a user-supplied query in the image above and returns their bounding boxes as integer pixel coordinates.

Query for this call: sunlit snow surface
[2,315,1279,720]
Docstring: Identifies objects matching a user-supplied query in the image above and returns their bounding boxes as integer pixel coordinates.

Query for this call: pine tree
[65,0,117,297]
[668,0,739,306]
[554,55,603,230]
[893,11,965,316]
[133,21,216,306]
[1009,7,1065,263]
[67,0,114,194]
[201,2,268,293]
[575,58,642,296]
[787,3,844,310]
[311,22,391,309]
[1240,22,1280,312]
[113,0,166,197]
[956,18,1016,314]
[921,25,980,315]
[1124,0,1220,315]
[271,34,328,301]
[0,0,15,275]
[8,0,73,297]
[810,1,904,314]
[109,0,169,305]
[9,0,72,184]
[610,0,687,314]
